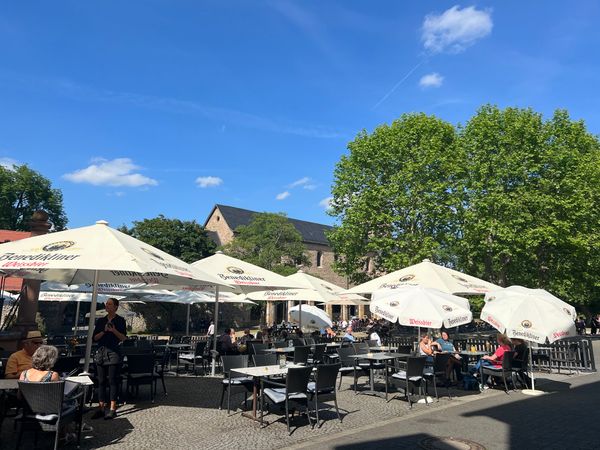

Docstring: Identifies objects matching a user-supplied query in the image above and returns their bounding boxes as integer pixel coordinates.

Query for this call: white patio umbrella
[0,220,230,372]
[289,304,332,330]
[481,286,576,395]
[141,290,256,335]
[244,271,368,327]
[347,259,499,295]
[371,286,473,337]
[191,251,305,374]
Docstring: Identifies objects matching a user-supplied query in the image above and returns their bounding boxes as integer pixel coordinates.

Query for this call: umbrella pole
[522,340,545,395]
[211,285,220,376]
[299,302,302,330]
[186,303,191,336]
[74,301,81,334]
[83,270,100,374]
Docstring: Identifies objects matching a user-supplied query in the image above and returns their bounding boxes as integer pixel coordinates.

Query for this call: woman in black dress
[91,298,127,419]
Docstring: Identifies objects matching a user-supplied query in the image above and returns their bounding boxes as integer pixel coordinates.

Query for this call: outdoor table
[369,346,397,352]
[167,344,191,373]
[263,347,295,354]
[351,353,411,397]
[458,350,488,372]
[232,364,309,424]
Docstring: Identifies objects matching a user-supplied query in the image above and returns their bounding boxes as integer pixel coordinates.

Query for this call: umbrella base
[522,389,546,396]
[416,397,433,404]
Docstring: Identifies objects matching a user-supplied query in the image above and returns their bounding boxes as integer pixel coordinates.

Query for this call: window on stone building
[316,251,323,268]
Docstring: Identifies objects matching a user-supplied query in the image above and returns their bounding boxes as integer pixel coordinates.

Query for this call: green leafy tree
[457,106,600,307]
[328,113,463,284]
[119,215,217,332]
[119,215,215,263]
[0,164,67,231]
[221,212,310,275]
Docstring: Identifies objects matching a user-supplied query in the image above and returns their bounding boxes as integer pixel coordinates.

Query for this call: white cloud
[288,177,311,188]
[0,157,19,170]
[419,73,444,88]
[276,191,291,200]
[63,158,158,187]
[302,184,317,190]
[422,6,493,53]
[319,196,333,209]
[195,176,223,188]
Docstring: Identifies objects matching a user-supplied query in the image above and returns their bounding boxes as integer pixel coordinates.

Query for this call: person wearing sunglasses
[5,330,44,379]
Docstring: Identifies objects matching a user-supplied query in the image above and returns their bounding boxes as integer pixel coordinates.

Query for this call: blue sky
[1,1,599,229]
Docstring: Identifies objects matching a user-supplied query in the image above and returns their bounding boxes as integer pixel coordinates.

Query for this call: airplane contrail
[372,60,425,110]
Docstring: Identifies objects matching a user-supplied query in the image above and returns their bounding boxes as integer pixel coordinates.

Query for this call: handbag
[94,346,106,365]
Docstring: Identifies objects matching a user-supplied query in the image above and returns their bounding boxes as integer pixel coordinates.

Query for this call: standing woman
[91,298,127,420]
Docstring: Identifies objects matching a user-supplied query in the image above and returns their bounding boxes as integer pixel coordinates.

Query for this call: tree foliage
[119,215,215,263]
[0,164,67,231]
[221,212,310,276]
[328,113,462,283]
[329,106,600,307]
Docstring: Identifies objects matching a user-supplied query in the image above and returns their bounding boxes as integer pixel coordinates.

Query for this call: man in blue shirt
[343,327,356,342]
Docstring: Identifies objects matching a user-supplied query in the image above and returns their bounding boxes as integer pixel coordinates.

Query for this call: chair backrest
[292,338,306,347]
[311,344,326,362]
[195,341,208,357]
[249,343,269,355]
[406,356,427,378]
[352,342,369,355]
[160,347,172,368]
[337,347,356,367]
[126,354,155,375]
[122,339,136,347]
[135,340,154,351]
[366,340,378,348]
[18,381,66,415]
[501,351,515,370]
[432,352,451,373]
[221,354,249,376]
[293,346,311,365]
[273,341,287,349]
[286,366,313,394]
[252,354,277,367]
[397,345,414,355]
[315,364,341,391]
[53,356,81,375]
[304,337,316,346]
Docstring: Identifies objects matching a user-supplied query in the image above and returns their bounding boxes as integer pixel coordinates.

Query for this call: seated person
[436,330,462,380]
[343,327,356,342]
[217,328,239,355]
[369,326,382,346]
[5,330,44,379]
[470,333,512,388]
[19,345,60,383]
[238,329,254,345]
[418,334,441,363]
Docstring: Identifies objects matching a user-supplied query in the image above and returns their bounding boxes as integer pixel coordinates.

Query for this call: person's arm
[107,317,127,342]
[93,318,106,342]
[4,355,19,379]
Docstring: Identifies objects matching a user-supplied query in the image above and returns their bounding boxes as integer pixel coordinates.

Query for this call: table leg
[370,362,375,391]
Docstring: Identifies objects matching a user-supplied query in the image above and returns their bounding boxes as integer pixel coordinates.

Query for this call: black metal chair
[16,380,84,450]
[308,344,327,366]
[388,356,428,408]
[307,364,342,428]
[336,347,360,390]
[351,342,384,391]
[126,353,157,403]
[154,347,171,395]
[512,347,530,388]
[249,343,269,356]
[304,337,316,346]
[260,366,313,434]
[178,341,208,375]
[423,352,452,401]
[252,354,277,367]
[293,346,311,366]
[366,340,379,348]
[291,338,306,347]
[273,341,287,349]
[53,356,81,377]
[481,351,516,393]
[220,355,253,414]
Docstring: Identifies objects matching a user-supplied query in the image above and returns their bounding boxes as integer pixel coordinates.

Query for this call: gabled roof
[205,204,332,246]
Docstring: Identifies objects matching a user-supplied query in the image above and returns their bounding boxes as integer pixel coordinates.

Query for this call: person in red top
[470,334,512,388]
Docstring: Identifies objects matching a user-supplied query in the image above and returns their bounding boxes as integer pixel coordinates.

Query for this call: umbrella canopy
[0,220,231,372]
[481,286,576,344]
[289,304,332,329]
[347,259,499,295]
[142,290,256,305]
[371,286,472,329]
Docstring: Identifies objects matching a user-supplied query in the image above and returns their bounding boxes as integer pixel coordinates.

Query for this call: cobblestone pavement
[0,370,587,449]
